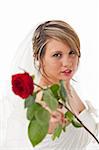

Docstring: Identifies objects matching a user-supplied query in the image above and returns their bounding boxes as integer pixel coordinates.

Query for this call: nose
[62,55,72,67]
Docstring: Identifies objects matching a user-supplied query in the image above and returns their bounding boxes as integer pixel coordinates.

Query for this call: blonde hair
[32,20,80,63]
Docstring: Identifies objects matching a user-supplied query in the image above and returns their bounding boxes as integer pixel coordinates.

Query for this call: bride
[1,20,99,150]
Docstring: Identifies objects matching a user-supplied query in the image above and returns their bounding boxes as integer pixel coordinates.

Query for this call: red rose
[12,72,34,99]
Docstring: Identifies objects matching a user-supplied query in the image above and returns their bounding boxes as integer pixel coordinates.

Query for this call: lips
[61,69,72,76]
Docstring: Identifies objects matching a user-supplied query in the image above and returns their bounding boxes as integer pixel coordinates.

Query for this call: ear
[38,58,44,72]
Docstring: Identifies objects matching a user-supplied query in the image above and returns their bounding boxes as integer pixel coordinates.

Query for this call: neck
[39,75,60,86]
[39,77,72,97]
[39,76,71,88]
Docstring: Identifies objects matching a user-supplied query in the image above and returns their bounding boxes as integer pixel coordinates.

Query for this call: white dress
[1,100,99,150]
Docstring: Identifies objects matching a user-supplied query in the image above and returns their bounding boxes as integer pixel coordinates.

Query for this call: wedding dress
[1,100,99,150]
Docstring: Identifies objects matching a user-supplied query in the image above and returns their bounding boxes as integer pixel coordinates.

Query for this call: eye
[52,53,62,58]
[69,50,77,56]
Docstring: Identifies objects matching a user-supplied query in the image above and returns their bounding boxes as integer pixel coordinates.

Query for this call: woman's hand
[48,110,67,134]
[35,95,69,134]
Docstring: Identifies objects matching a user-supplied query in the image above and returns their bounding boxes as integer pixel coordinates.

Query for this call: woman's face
[41,39,79,84]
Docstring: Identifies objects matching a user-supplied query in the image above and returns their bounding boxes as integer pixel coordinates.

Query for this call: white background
[0,0,99,148]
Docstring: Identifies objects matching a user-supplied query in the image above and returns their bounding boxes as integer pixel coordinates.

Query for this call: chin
[60,76,72,81]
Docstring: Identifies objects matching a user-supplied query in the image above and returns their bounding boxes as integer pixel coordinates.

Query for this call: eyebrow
[51,49,71,54]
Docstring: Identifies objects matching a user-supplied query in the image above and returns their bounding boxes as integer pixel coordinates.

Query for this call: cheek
[45,58,61,68]
[73,59,79,70]
[47,62,60,71]
[44,61,61,76]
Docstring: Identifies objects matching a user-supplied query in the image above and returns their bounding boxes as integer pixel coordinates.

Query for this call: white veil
[0,27,41,149]
[5,28,40,108]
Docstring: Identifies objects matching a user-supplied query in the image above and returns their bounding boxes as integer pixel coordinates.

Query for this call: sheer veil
[0,28,41,149]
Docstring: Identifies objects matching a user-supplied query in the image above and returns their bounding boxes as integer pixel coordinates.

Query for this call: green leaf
[52,124,63,140]
[50,84,59,99]
[28,119,48,147]
[65,111,75,122]
[65,111,82,128]
[62,125,66,132]
[72,120,82,128]
[59,80,67,102]
[43,88,58,111]
[31,75,35,80]
[24,92,36,108]
[27,103,42,120]
[35,107,50,125]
